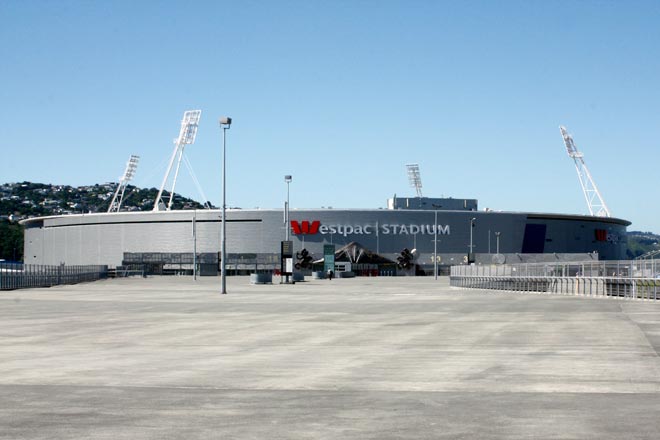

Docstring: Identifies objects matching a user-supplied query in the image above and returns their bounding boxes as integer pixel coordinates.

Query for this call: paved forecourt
[1,276,660,439]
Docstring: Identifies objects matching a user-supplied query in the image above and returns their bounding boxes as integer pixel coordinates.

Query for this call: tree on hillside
[0,220,23,262]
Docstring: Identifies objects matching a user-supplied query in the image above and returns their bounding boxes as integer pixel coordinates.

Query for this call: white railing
[450,260,660,300]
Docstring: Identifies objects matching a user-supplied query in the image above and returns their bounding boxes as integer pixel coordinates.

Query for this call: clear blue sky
[2,0,659,232]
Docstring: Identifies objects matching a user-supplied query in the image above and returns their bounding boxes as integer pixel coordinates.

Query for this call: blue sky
[1,0,659,232]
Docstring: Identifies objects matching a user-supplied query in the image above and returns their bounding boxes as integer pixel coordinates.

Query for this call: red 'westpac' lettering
[291,220,320,235]
[595,229,607,241]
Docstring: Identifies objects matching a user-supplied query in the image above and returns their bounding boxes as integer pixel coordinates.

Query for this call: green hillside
[626,231,660,259]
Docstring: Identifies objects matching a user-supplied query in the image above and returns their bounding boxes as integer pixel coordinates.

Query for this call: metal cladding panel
[533,215,628,258]
[522,224,547,253]
[21,209,630,267]
[22,210,272,266]
[24,227,44,265]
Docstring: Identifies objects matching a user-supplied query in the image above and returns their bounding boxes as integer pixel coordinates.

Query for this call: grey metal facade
[22,208,630,269]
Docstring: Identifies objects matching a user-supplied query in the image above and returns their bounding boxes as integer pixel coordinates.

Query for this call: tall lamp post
[468,217,476,263]
[193,210,197,281]
[284,175,292,283]
[495,231,501,255]
[219,116,232,294]
[434,210,438,280]
[284,175,292,240]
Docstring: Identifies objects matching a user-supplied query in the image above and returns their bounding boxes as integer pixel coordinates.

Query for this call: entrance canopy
[313,242,394,264]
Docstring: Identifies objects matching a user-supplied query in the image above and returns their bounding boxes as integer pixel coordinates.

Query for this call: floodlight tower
[559,126,611,217]
[153,110,202,211]
[108,155,140,213]
[406,163,423,198]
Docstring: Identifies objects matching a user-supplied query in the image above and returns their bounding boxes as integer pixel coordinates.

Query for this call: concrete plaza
[1,276,660,439]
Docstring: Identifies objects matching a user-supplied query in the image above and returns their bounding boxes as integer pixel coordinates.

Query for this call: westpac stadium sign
[291,220,451,237]
[594,229,621,243]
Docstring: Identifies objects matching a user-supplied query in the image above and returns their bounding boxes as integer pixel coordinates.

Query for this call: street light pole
[495,231,501,255]
[469,217,476,263]
[193,209,197,281]
[284,175,292,284]
[285,175,292,241]
[434,210,438,280]
[219,116,232,294]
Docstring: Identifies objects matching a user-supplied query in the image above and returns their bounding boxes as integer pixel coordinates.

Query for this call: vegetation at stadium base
[0,181,658,262]
[0,219,23,262]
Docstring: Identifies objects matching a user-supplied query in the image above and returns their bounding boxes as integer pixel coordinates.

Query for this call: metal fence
[0,262,108,290]
[450,260,660,300]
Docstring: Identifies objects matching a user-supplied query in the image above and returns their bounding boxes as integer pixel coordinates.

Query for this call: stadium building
[21,113,630,275]
[21,195,630,275]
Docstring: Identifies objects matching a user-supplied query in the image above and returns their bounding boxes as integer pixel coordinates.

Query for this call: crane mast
[559,126,611,217]
[153,110,202,211]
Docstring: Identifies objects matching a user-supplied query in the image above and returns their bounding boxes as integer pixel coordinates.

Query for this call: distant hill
[0,181,212,221]
[626,230,660,259]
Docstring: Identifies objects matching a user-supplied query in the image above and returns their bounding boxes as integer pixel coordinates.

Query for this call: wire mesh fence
[0,262,108,290]
[450,260,660,300]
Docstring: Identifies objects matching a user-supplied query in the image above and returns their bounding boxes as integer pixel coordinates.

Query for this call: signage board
[281,241,293,275]
[323,244,335,274]
[291,220,450,237]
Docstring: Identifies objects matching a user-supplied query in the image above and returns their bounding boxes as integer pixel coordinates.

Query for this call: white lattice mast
[153,110,202,211]
[108,155,140,213]
[406,163,423,198]
[559,126,611,217]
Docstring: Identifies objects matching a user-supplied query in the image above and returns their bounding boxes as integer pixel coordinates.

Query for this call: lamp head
[219,116,232,126]
[284,175,292,183]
